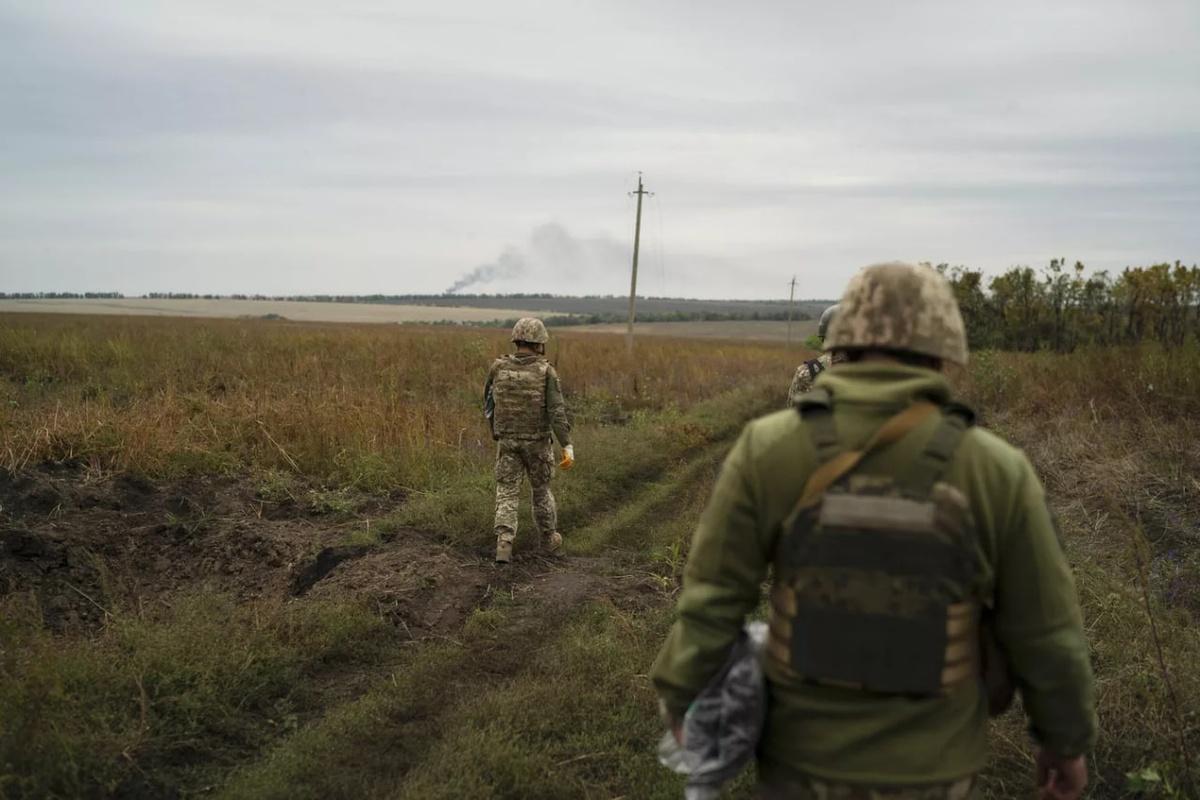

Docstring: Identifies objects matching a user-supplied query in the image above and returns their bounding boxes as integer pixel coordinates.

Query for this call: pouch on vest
[492,357,550,440]
[768,390,981,697]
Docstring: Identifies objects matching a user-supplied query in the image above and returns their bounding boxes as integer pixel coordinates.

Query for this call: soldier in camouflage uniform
[484,318,574,564]
[654,263,1096,799]
[788,305,847,405]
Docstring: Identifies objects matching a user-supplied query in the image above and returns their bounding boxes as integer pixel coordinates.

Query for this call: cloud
[1,2,1198,299]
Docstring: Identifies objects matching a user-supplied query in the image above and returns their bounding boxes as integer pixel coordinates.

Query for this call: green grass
[5,325,1199,799]
[217,412,737,800]
[961,346,1200,798]
[0,378,779,800]
[394,601,689,800]
[0,593,394,799]
[395,379,780,549]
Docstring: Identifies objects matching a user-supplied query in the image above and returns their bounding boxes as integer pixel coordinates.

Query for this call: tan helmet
[824,262,968,365]
[817,304,839,340]
[511,317,549,345]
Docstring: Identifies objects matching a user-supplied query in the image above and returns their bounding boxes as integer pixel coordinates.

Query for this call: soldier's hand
[1035,749,1088,800]
[559,445,575,471]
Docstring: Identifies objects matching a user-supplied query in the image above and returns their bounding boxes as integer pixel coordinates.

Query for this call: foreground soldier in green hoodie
[652,263,1096,799]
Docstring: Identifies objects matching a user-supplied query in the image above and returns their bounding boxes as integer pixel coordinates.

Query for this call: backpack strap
[899,403,976,496]
[797,400,939,508]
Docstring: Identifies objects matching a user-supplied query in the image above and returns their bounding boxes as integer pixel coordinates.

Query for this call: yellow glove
[559,444,575,471]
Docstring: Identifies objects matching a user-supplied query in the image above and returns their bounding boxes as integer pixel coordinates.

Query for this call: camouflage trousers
[759,775,977,800]
[493,438,557,545]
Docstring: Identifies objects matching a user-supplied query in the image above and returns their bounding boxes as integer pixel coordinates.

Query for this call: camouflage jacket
[653,364,1096,786]
[484,353,571,446]
[787,351,847,405]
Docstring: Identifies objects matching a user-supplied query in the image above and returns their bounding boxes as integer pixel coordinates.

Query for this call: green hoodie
[651,363,1096,787]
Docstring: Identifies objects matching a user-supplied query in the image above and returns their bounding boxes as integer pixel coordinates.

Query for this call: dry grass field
[1,312,1197,799]
[569,318,819,343]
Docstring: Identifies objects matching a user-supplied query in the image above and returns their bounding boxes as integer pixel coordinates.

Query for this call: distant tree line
[0,292,124,299]
[12,262,1200,352]
[933,260,1200,351]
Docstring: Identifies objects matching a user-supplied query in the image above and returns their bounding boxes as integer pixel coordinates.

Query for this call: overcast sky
[1,1,1197,299]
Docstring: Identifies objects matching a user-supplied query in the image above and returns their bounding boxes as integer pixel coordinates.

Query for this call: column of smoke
[444,248,527,294]
[445,223,625,294]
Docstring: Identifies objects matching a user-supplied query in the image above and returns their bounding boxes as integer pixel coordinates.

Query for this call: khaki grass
[0,313,800,491]
[0,312,788,798]
[2,310,1197,798]
[570,318,819,343]
[959,346,1200,798]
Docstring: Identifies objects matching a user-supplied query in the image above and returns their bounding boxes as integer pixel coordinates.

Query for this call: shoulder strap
[795,388,840,464]
[899,404,975,495]
[797,401,939,508]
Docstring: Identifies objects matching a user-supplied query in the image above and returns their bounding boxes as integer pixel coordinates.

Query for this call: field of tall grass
[0,312,797,798]
[959,345,1200,797]
[0,314,796,491]
[1,312,1197,798]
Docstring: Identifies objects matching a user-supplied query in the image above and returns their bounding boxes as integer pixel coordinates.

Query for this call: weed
[305,487,360,516]
[341,521,381,549]
[256,468,299,504]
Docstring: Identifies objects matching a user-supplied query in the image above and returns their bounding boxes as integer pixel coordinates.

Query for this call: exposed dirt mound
[304,538,493,635]
[0,466,394,629]
[0,465,629,641]
[301,540,623,638]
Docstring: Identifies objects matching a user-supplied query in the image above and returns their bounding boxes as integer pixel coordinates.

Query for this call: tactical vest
[768,390,981,696]
[491,355,551,440]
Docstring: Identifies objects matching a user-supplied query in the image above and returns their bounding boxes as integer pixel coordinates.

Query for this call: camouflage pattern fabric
[824,263,968,366]
[487,353,571,445]
[494,438,557,545]
[788,352,847,405]
[511,317,549,343]
[759,775,976,800]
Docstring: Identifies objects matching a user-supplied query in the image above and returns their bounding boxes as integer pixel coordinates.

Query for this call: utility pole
[626,173,651,354]
[787,275,797,349]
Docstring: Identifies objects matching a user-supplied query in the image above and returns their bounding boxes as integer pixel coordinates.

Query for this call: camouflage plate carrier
[768,388,982,696]
[491,356,553,441]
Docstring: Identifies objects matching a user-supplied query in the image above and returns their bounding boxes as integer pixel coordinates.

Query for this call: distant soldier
[484,318,574,564]
[654,263,1096,799]
[787,304,845,405]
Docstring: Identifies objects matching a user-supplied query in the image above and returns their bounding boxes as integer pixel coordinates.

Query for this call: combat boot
[495,539,513,564]
[542,531,564,558]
